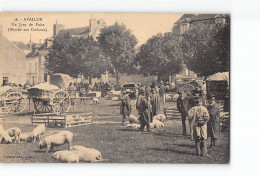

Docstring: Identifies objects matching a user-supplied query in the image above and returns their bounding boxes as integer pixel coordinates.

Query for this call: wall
[89,19,105,40]
[0,33,26,86]
[26,54,46,85]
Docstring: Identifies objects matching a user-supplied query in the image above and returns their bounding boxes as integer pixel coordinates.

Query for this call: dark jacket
[207,102,221,139]
[151,93,160,116]
[120,94,131,116]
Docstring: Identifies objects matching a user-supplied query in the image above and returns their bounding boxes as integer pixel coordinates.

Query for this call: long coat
[177,96,186,115]
[188,106,209,140]
[151,93,160,116]
[207,102,221,139]
[120,94,131,116]
[137,95,152,123]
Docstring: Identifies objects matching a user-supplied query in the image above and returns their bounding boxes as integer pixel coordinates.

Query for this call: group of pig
[126,114,166,129]
[0,124,105,163]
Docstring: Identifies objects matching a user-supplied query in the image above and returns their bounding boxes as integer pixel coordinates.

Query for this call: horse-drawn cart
[27,73,73,114]
[175,77,204,95]
[0,86,27,114]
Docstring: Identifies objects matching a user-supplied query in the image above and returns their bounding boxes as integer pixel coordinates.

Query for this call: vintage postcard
[0,12,230,163]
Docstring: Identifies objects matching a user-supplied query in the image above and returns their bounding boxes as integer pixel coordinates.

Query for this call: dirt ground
[0,98,230,163]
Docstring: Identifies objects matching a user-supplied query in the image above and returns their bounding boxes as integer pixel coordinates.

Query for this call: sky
[0,12,183,46]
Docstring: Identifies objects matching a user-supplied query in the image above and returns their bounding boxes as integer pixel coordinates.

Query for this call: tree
[135,33,184,81]
[97,22,138,85]
[45,32,111,84]
[181,22,230,78]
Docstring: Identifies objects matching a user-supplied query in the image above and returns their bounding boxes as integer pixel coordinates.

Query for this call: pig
[153,114,166,122]
[71,145,104,163]
[52,150,79,163]
[0,125,12,144]
[20,132,30,142]
[150,119,164,129]
[126,123,140,129]
[29,124,46,142]
[6,127,21,143]
[39,131,73,153]
[128,114,139,124]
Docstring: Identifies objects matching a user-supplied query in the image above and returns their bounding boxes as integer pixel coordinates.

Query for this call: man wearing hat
[188,96,209,156]
[151,87,160,117]
[177,90,187,136]
[120,89,132,125]
[136,87,152,132]
[207,94,221,148]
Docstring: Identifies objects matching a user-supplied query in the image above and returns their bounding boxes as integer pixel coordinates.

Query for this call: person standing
[201,81,207,106]
[188,97,209,156]
[151,87,160,117]
[207,94,221,148]
[159,81,166,104]
[177,91,187,136]
[120,90,132,125]
[136,88,152,132]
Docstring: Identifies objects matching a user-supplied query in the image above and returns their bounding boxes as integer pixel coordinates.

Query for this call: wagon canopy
[50,73,73,89]
[207,72,229,85]
[29,82,60,91]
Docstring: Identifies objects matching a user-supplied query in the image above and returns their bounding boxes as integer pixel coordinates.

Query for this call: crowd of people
[120,81,166,130]
[177,89,221,157]
[120,80,222,157]
[68,81,116,97]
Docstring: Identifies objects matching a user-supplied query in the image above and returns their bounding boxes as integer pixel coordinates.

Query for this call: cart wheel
[33,99,52,113]
[4,92,27,114]
[53,91,71,114]
[181,84,195,94]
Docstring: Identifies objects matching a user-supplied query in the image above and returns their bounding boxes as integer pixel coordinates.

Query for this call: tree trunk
[89,74,92,85]
[115,69,119,86]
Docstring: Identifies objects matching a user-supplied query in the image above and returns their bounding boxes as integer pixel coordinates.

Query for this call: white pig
[71,145,103,163]
[150,119,164,129]
[153,114,166,122]
[29,124,46,142]
[128,114,139,124]
[39,131,73,153]
[6,127,21,143]
[20,132,30,142]
[0,125,12,144]
[52,150,79,163]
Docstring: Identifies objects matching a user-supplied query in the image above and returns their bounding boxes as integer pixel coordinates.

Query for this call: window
[3,77,8,86]
[180,23,188,34]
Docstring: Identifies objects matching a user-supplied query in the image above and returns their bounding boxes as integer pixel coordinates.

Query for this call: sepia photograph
[0,12,230,164]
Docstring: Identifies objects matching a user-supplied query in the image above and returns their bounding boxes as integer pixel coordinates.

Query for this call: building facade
[25,46,48,86]
[172,14,229,34]
[0,31,26,86]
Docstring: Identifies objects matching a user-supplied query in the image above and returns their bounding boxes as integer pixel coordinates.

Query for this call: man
[188,97,209,156]
[136,87,151,132]
[207,94,221,148]
[201,81,207,106]
[159,81,166,104]
[177,91,187,136]
[120,89,132,125]
[151,87,160,117]
[145,84,151,98]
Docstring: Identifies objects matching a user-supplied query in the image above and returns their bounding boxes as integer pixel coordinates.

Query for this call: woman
[120,89,132,125]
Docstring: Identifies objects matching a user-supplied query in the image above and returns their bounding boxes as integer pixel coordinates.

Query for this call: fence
[31,112,92,128]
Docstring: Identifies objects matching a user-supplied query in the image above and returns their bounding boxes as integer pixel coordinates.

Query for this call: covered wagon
[27,73,73,114]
